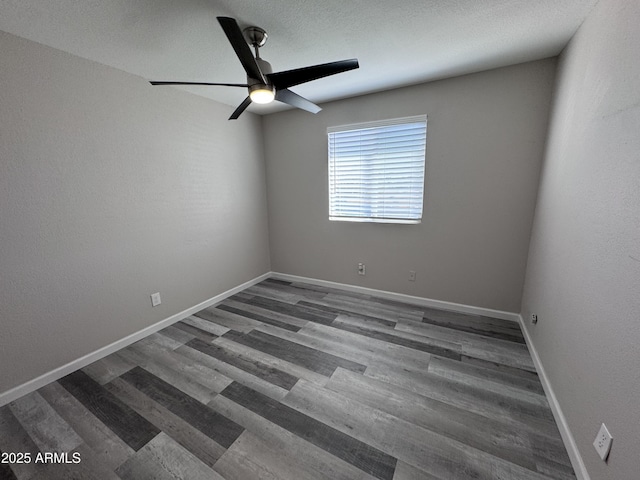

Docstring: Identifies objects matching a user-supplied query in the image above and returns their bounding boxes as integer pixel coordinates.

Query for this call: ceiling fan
[150,17,359,120]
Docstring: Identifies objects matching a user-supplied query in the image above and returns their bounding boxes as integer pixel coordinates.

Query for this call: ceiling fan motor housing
[249,57,274,92]
[254,57,272,78]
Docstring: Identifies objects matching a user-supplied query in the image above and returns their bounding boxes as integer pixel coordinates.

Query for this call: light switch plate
[150,292,161,307]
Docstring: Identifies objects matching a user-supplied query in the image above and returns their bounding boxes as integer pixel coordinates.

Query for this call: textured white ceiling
[0,0,598,115]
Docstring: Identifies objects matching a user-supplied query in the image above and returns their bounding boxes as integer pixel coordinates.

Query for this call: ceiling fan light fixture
[249,83,275,104]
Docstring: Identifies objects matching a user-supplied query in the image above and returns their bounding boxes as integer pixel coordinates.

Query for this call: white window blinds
[328,115,427,223]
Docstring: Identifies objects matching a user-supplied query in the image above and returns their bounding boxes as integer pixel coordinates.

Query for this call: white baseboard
[0,272,270,407]
[270,272,520,322]
[518,315,590,480]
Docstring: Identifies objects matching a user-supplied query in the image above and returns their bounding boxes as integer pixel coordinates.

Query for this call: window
[328,115,427,224]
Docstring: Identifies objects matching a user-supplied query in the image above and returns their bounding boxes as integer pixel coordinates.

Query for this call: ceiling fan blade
[217,17,265,83]
[267,59,359,89]
[150,81,249,87]
[275,88,321,114]
[229,96,253,120]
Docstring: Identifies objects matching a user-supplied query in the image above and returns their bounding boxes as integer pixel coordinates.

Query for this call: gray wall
[0,31,271,395]
[521,1,640,478]
[263,59,556,312]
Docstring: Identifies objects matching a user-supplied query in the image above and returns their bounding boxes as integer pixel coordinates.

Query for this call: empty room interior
[0,1,638,479]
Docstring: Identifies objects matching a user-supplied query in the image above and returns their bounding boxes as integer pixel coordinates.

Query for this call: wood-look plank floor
[0,279,576,479]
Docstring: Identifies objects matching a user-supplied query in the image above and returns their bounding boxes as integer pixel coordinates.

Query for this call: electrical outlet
[357,263,366,275]
[150,292,161,307]
[593,423,613,461]
[531,313,538,324]
[409,270,416,282]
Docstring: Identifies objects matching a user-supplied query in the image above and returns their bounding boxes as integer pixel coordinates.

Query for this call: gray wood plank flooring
[0,278,575,479]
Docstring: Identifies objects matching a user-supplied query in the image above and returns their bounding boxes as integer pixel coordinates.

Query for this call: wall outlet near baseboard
[357,263,366,275]
[593,423,613,461]
[150,292,162,307]
[531,313,538,324]
[409,270,416,281]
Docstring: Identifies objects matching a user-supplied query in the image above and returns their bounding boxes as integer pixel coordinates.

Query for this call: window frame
[327,115,427,224]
